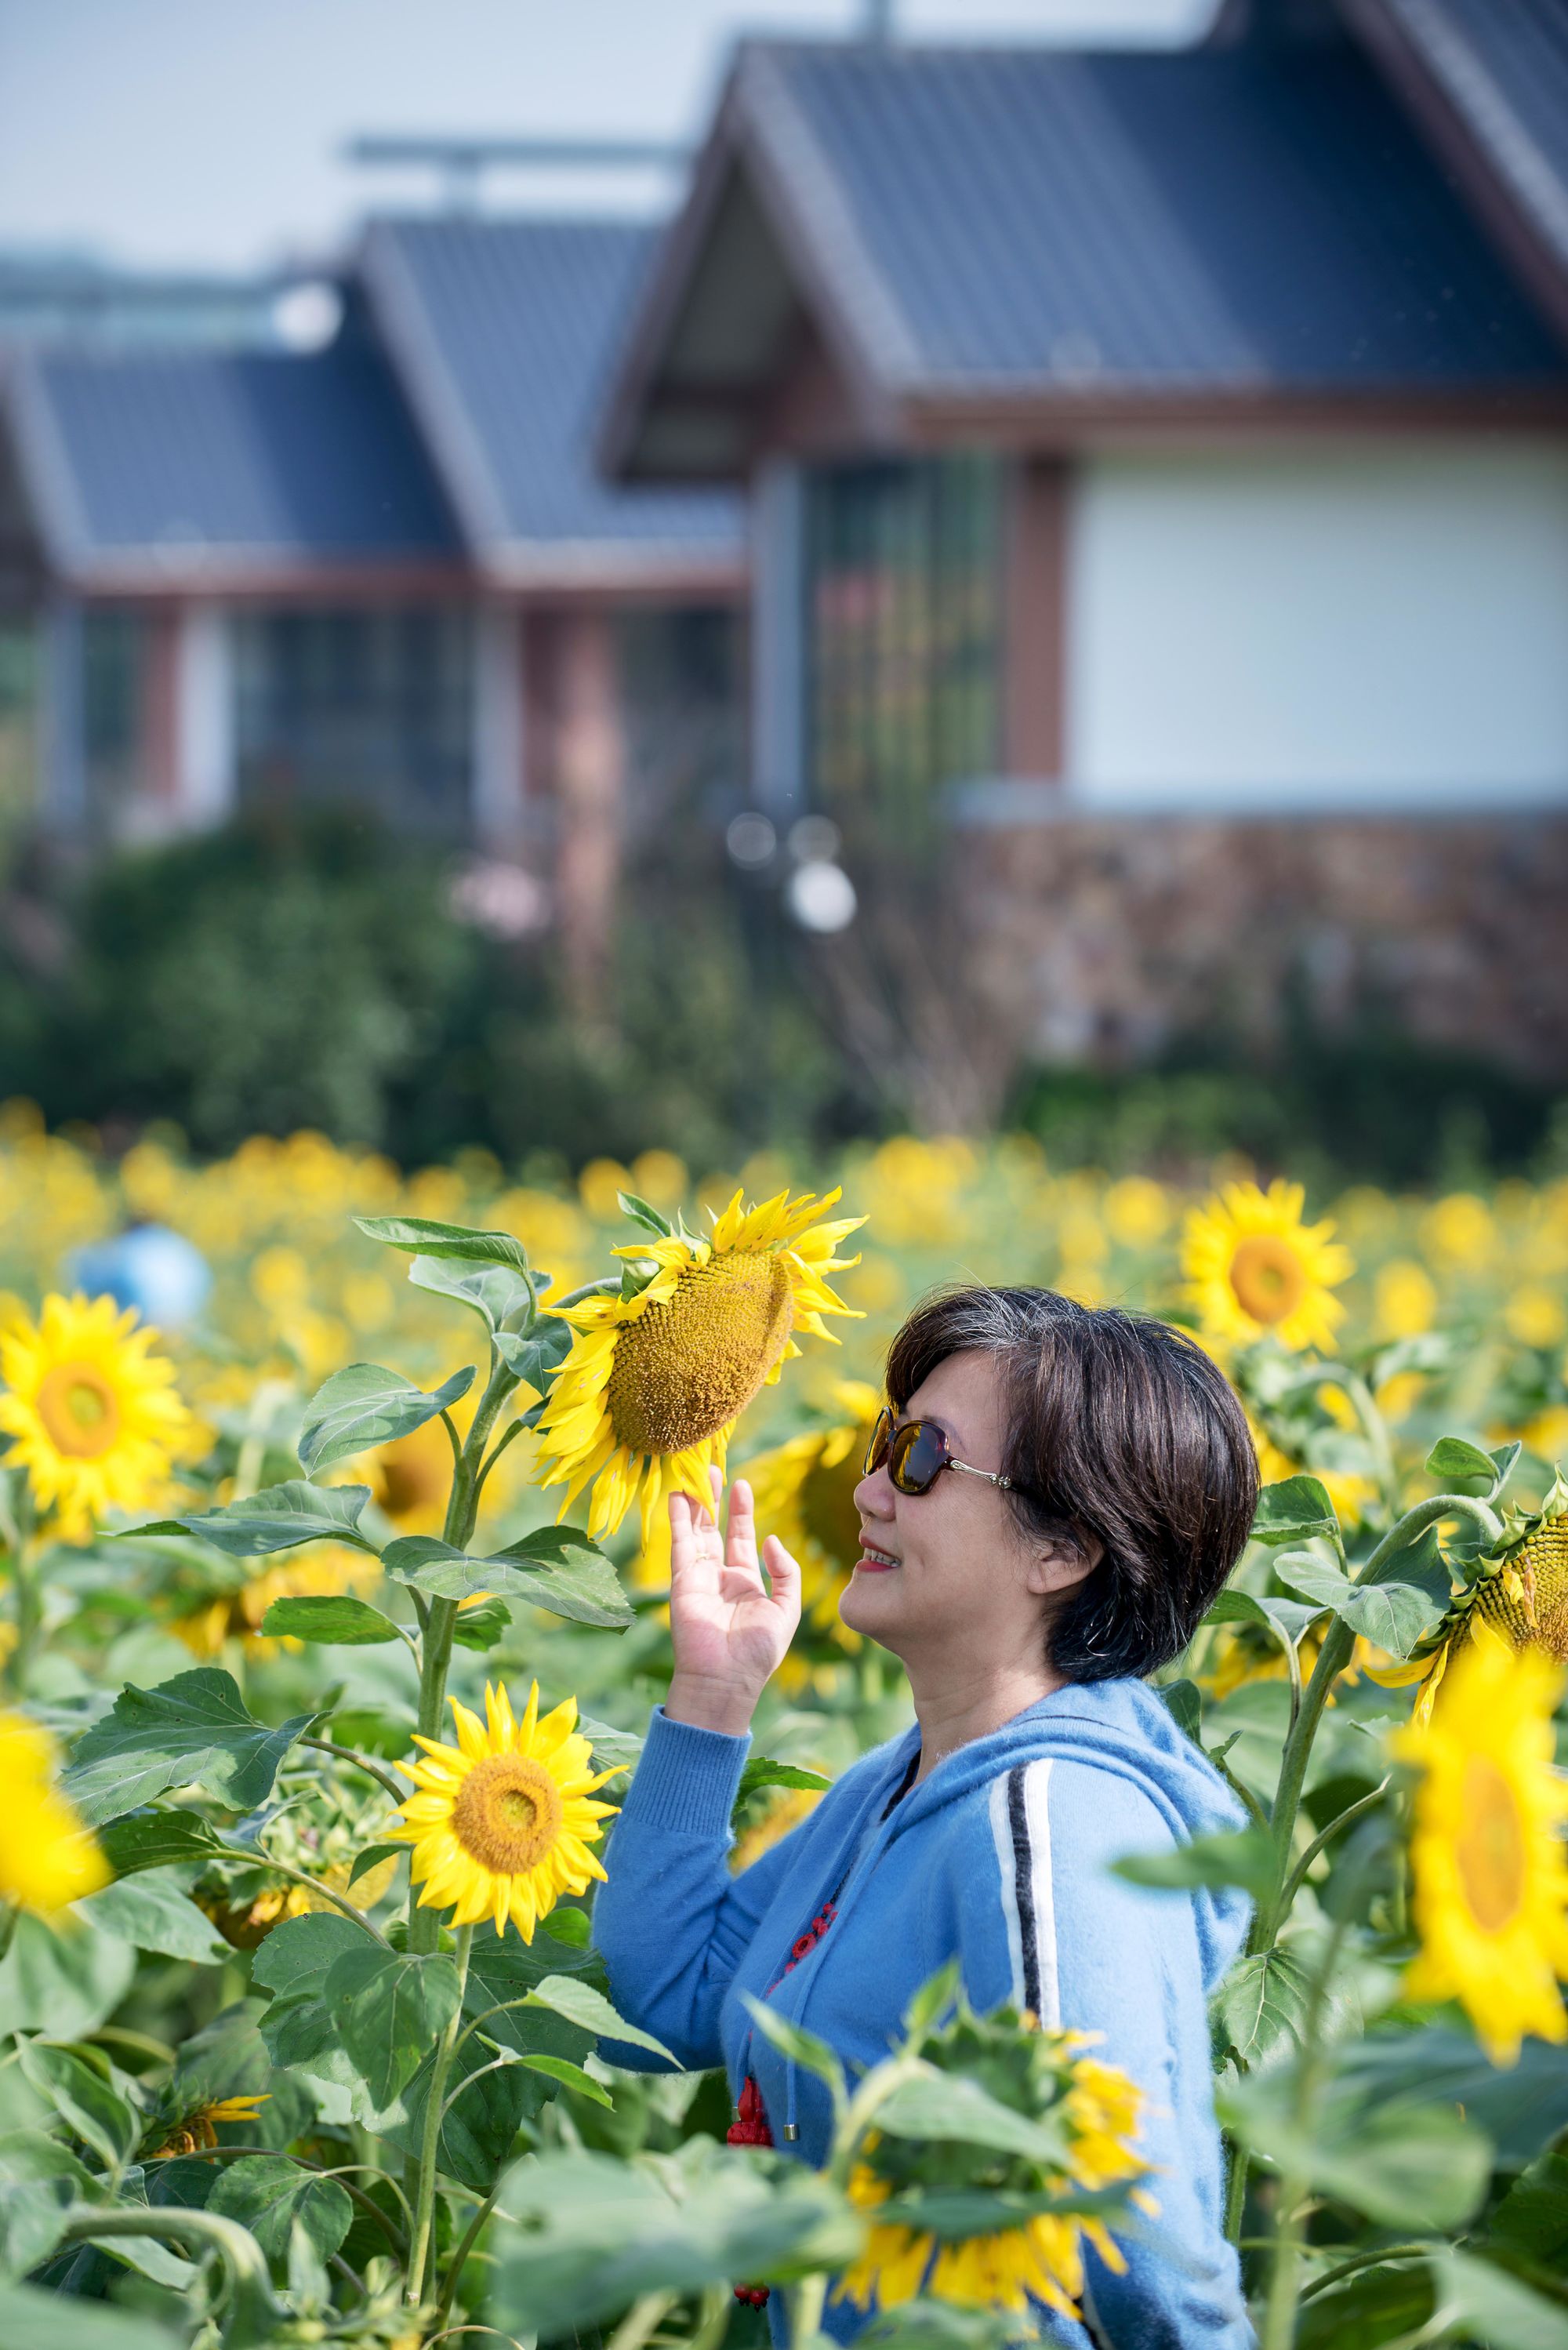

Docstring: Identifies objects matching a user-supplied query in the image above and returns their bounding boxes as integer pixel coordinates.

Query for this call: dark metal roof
[602,31,1568,477]
[751,37,1568,391]
[9,334,461,583]
[358,216,743,581]
[1347,0,1568,285]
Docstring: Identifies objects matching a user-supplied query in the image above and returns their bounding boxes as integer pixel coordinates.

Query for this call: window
[233,607,472,830]
[804,455,1002,830]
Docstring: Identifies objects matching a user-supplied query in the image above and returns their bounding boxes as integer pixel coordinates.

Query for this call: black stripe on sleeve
[1007,1763,1042,2017]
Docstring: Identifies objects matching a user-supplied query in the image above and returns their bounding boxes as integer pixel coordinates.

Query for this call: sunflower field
[2,1103,1567,2350]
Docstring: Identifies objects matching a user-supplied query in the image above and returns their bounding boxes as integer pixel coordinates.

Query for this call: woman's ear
[1023,1531,1102,1599]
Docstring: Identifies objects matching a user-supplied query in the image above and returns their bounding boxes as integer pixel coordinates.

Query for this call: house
[0,217,746,993]
[598,0,1568,1081]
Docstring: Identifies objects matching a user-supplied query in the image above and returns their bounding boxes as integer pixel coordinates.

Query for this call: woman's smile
[857,1537,900,1571]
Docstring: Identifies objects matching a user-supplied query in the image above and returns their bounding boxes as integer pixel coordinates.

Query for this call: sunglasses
[862,1407,1018,1497]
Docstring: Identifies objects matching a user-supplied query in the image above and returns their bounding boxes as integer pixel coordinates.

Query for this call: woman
[593,1286,1258,2347]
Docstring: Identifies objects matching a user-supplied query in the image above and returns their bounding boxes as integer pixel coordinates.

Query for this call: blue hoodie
[593,1680,1251,2348]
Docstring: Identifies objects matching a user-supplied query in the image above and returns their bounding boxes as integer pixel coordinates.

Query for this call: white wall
[173,604,236,823]
[1065,444,1568,810]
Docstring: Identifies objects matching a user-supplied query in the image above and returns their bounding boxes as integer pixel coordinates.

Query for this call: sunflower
[833,2011,1149,2323]
[1393,1630,1568,2064]
[1369,1473,1568,1725]
[147,2094,270,2159]
[0,1709,108,1913]
[0,1291,192,1539]
[387,1680,619,1940]
[532,1188,862,1569]
[1181,1181,1353,1354]
[742,1379,880,1661]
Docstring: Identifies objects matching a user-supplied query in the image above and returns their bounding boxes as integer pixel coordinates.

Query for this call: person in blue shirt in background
[594,1285,1260,2348]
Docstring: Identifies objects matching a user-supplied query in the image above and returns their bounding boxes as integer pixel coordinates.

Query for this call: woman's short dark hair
[883,1285,1258,1682]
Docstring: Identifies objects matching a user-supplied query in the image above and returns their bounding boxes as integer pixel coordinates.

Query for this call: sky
[0,0,1210,275]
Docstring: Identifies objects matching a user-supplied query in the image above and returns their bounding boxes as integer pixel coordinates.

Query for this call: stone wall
[956,812,1568,1083]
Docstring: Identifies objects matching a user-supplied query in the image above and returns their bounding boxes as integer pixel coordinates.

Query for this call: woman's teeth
[859,1544,899,1569]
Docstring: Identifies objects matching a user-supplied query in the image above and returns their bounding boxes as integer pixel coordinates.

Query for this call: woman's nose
[855,1466,895,1517]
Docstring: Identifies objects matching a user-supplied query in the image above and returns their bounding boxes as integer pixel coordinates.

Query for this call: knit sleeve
[591,1706,806,2073]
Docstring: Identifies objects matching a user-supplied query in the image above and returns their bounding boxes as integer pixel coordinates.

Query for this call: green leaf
[0,2279,180,2349]
[18,2043,138,2175]
[451,1598,511,1651]
[64,1669,318,1826]
[740,1996,844,2093]
[1296,2259,1434,2350]
[251,1911,380,2071]
[524,1974,676,2065]
[323,1945,463,2109]
[495,1315,574,1409]
[383,1527,632,1630]
[354,1214,532,1273]
[1203,1587,1321,1642]
[488,2141,857,2336]
[0,1913,135,2037]
[1158,1679,1203,1745]
[96,1807,226,1878]
[1425,1434,1499,1484]
[873,2071,1069,2164]
[1215,1945,1313,2068]
[258,1594,404,1646]
[1112,1826,1278,1905]
[1272,1553,1446,1658]
[615,1191,674,1238]
[0,2171,78,2283]
[1490,2149,1568,2263]
[521,2054,614,2108]
[408,1254,535,1334]
[347,1841,405,1891]
[1251,1476,1339,1545]
[81,1868,231,1963]
[1431,2248,1568,2350]
[539,1904,591,1947]
[298,1360,474,1475]
[1220,2069,1491,2231]
[125,1480,378,1558]
[208,2152,353,2265]
[735,1757,832,1806]
[578,1716,644,1774]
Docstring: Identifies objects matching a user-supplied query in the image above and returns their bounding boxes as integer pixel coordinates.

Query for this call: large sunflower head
[1392,1629,1568,2065]
[833,2004,1151,2322]
[532,1187,863,1564]
[387,1680,619,1941]
[741,1378,880,1658]
[0,1709,108,1913]
[1181,1180,1353,1354]
[0,1291,192,1540]
[1370,1472,1568,1724]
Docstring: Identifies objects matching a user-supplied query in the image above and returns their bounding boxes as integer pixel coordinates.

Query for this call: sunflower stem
[408,1920,474,2306]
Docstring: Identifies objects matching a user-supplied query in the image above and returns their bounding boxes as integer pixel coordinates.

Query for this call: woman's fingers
[725,1477,760,1575]
[761,1533,802,1620]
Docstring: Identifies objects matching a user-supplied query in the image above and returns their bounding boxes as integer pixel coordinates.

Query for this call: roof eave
[597,41,911,484]
[1341,0,1568,349]
[61,554,474,601]
[895,378,1568,445]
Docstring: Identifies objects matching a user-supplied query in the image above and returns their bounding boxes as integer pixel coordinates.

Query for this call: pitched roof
[603,34,1568,477]
[358,215,744,587]
[6,332,462,589]
[1344,0,1568,334]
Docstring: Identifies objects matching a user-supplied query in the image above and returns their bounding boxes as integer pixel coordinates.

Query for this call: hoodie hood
[874,1676,1251,1989]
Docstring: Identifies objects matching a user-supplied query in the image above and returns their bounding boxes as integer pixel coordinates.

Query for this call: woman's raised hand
[664,1471,801,1736]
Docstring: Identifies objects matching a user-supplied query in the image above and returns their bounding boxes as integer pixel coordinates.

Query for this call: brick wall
[957,812,1568,1082]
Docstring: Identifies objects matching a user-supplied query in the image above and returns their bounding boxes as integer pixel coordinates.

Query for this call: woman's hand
[664,1470,801,1737]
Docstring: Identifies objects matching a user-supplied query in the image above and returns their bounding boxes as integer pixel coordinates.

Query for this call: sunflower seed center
[452,1753,564,1875]
[1226,1236,1308,1327]
[606,1253,794,1454]
[1456,1755,1526,1932]
[37,1364,122,1458]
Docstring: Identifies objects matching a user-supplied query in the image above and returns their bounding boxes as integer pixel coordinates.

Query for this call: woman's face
[840,1348,1094,1670]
